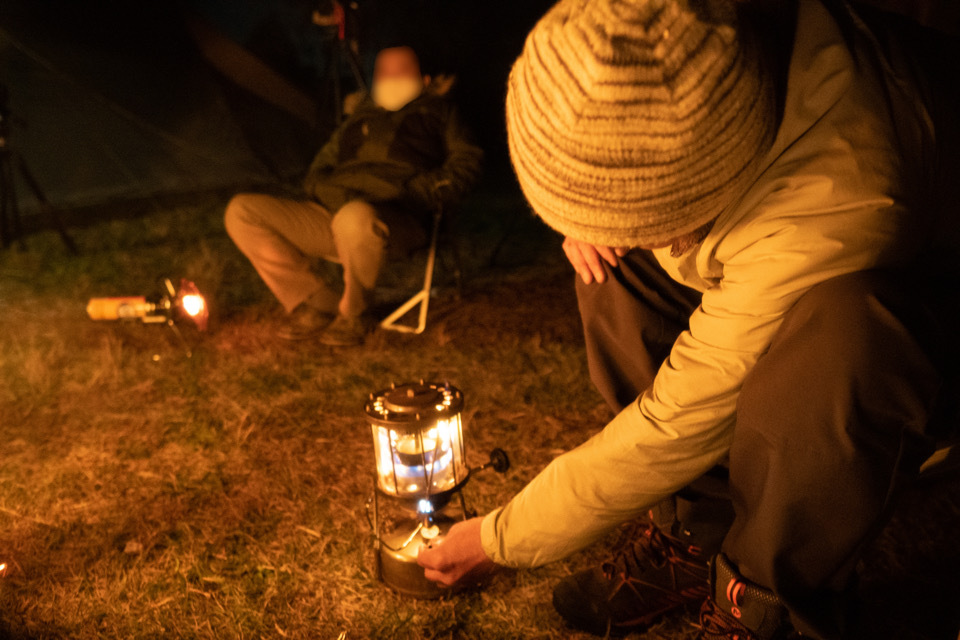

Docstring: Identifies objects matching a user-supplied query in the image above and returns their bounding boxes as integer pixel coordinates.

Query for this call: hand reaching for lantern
[417,517,497,587]
[562,237,628,284]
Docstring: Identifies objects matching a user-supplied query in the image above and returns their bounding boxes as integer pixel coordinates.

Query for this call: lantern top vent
[365,381,463,429]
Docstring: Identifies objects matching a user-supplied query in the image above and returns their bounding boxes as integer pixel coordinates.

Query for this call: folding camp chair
[379,209,442,334]
[380,182,462,335]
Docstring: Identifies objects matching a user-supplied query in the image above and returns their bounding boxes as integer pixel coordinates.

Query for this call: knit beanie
[507,0,776,248]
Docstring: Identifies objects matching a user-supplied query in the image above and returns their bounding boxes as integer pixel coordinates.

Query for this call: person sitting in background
[225,45,482,346]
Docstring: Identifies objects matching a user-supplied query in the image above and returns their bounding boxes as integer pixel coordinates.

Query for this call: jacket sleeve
[406,104,483,211]
[302,125,344,198]
[480,187,912,568]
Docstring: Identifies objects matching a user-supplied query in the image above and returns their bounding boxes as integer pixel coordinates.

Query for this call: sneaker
[318,314,367,347]
[276,304,335,341]
[699,554,799,640]
[552,519,711,636]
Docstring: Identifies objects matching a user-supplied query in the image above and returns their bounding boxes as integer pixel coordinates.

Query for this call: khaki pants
[225,194,423,318]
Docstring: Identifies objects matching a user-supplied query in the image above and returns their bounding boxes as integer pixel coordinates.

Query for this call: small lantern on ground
[365,380,509,598]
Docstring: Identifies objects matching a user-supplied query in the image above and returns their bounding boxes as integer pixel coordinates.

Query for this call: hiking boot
[552,519,711,636]
[318,314,367,347]
[276,304,335,341]
[699,554,800,640]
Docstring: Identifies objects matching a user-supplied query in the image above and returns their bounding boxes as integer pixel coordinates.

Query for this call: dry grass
[0,195,703,639]
[0,193,957,639]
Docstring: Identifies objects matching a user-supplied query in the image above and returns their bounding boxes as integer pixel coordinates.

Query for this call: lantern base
[377,516,456,599]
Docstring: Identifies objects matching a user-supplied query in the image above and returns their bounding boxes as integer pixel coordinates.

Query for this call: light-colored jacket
[481,0,948,567]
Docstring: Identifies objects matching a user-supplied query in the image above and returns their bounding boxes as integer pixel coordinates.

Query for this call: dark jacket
[303,93,483,223]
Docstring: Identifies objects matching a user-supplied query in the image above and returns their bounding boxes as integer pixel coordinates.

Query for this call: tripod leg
[16,154,79,255]
[343,42,367,93]
[8,163,25,250]
[0,161,7,248]
[331,43,343,124]
[0,153,20,249]
[449,224,465,300]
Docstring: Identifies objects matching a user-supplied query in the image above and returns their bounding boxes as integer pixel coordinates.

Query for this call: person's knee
[791,271,879,338]
[224,193,261,241]
[778,271,911,374]
[331,201,382,245]
[739,270,939,438]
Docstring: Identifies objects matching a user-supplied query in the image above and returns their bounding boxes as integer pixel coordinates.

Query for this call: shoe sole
[611,592,707,631]
[275,316,335,342]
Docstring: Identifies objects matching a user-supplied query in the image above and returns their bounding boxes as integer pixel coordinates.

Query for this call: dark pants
[576,251,958,638]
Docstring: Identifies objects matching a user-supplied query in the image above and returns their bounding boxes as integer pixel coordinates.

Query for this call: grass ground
[0,187,958,639]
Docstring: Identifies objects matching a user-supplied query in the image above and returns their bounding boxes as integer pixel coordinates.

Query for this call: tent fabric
[0,0,317,218]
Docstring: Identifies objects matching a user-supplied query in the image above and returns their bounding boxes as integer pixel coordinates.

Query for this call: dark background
[0,0,556,218]
[2,0,956,219]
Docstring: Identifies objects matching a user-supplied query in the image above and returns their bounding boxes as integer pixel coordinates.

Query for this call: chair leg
[380,212,441,335]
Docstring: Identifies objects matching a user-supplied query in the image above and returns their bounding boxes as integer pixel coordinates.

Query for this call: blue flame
[417,499,434,515]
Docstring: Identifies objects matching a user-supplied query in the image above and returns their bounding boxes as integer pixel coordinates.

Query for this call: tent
[0,0,324,228]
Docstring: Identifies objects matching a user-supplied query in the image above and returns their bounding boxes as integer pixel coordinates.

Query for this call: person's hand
[562,237,628,284]
[417,517,496,587]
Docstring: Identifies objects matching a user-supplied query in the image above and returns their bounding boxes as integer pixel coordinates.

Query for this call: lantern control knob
[489,448,510,473]
[475,448,510,475]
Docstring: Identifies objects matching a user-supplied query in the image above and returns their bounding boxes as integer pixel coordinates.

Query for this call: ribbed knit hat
[507,0,776,248]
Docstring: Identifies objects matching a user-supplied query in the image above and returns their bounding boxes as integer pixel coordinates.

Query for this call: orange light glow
[181,294,205,317]
[177,279,209,331]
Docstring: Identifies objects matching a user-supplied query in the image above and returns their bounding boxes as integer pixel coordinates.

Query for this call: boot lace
[602,520,701,582]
